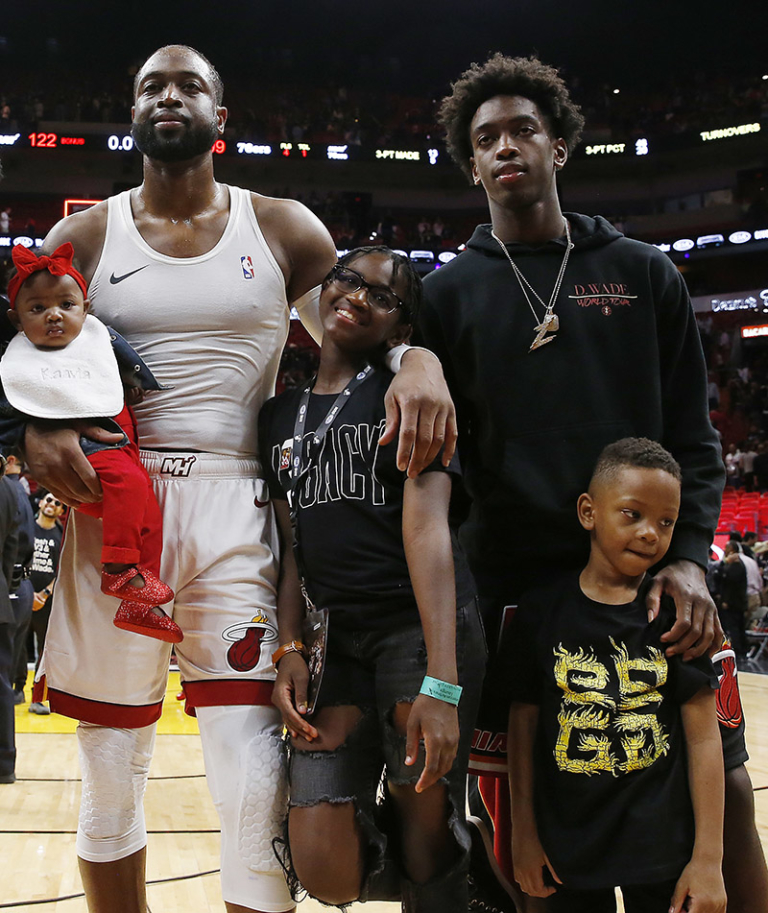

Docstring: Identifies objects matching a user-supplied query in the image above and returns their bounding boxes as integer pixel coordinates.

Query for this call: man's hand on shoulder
[380,348,457,478]
[646,558,723,660]
[24,421,122,506]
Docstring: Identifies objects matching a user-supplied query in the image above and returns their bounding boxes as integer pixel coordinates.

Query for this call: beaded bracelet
[420,675,463,706]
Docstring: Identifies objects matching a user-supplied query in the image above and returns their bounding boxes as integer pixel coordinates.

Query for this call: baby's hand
[125,386,145,406]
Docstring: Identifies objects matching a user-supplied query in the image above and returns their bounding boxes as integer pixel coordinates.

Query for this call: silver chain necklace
[491,218,574,352]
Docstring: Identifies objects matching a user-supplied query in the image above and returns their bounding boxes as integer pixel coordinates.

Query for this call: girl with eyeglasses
[259,246,484,912]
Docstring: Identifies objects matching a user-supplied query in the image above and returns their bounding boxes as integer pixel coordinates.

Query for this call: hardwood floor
[3,670,768,911]
[2,672,397,912]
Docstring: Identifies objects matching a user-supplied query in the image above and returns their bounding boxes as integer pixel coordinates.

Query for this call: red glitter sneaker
[102,566,174,606]
[113,601,184,644]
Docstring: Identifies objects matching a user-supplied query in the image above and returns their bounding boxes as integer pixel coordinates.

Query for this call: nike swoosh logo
[109,266,149,284]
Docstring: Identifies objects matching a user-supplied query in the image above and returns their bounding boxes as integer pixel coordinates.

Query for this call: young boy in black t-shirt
[259,247,484,912]
[503,438,725,913]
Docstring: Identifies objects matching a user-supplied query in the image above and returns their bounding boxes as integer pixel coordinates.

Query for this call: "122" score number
[28,132,58,148]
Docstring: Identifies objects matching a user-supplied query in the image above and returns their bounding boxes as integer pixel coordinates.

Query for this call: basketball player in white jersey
[24,45,456,913]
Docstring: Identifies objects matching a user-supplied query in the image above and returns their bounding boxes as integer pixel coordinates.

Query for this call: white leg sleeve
[76,722,156,863]
[197,704,293,912]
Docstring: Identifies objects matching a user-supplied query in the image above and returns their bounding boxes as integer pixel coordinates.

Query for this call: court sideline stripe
[0,829,219,835]
[0,869,220,908]
[11,774,205,782]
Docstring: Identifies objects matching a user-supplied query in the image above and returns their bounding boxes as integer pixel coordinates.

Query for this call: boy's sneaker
[28,702,51,715]
[467,815,521,913]
[13,689,24,705]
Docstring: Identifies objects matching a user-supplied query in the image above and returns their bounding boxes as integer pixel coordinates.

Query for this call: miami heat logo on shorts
[713,640,743,729]
[222,613,278,672]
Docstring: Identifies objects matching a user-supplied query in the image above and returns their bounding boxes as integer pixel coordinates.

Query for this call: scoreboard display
[19,131,139,152]
[0,117,763,164]
[2,130,446,165]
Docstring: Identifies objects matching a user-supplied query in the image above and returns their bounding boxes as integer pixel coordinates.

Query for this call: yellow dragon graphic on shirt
[552,636,670,776]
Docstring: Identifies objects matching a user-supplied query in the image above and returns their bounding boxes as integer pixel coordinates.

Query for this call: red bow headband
[7,242,88,309]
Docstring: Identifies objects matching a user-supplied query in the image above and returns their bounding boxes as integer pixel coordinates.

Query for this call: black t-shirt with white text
[499,574,718,890]
[30,520,62,593]
[259,369,475,630]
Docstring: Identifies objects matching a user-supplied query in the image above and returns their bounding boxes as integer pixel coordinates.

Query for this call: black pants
[11,579,33,692]
[0,620,15,777]
[546,878,679,913]
[30,597,52,674]
[719,606,748,657]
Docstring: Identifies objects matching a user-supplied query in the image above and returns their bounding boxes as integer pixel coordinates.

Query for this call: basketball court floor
[3,669,768,911]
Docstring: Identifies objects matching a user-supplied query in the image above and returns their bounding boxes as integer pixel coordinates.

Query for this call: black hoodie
[418,213,723,591]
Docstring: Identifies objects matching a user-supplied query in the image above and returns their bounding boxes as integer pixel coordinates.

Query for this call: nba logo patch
[241,255,255,279]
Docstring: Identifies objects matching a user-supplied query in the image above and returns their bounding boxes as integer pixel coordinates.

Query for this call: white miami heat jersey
[88,186,289,456]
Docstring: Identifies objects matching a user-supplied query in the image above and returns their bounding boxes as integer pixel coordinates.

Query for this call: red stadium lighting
[741,324,768,339]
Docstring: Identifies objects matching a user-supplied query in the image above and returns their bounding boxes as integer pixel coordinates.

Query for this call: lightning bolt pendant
[529,312,559,352]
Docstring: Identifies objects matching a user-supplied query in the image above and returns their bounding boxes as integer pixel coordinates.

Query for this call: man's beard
[131,117,219,162]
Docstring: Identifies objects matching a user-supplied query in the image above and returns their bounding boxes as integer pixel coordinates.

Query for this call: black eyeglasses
[328,264,406,314]
[42,496,62,507]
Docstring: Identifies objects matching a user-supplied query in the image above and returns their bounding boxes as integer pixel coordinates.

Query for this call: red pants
[77,406,162,572]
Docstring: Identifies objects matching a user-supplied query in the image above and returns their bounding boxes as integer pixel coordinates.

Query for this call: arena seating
[717,487,768,536]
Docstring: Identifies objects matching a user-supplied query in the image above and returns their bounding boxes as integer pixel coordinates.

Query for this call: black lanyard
[287,364,375,607]
[288,363,375,517]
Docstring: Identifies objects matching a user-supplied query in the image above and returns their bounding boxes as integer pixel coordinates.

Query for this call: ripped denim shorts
[285,598,487,901]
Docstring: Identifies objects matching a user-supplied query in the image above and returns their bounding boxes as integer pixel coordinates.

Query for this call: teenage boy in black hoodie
[417,53,765,912]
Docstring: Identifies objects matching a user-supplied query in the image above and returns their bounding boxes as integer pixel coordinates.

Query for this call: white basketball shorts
[38,452,281,726]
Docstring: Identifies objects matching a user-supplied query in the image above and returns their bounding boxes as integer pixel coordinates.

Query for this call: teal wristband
[420,675,463,706]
